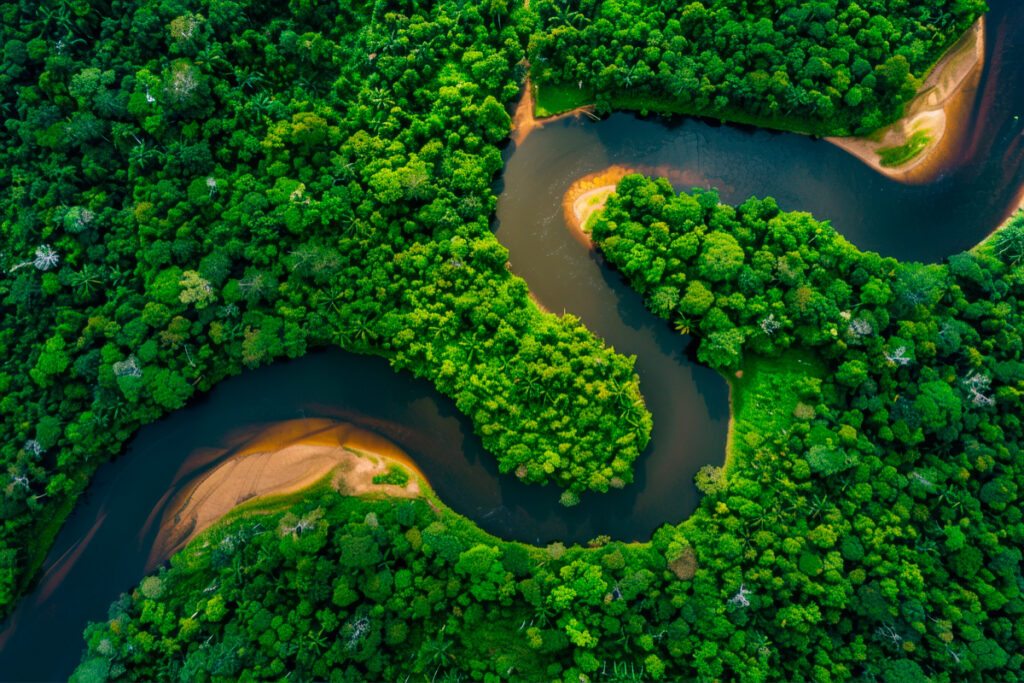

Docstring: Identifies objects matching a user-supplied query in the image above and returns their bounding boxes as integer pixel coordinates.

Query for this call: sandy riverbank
[827,17,985,183]
[562,165,639,247]
[562,164,726,246]
[149,419,424,567]
[510,79,596,146]
[529,290,552,314]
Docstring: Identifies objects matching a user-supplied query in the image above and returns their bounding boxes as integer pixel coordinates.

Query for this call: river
[2,1,1023,679]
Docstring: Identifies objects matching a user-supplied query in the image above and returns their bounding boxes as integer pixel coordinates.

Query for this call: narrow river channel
[1,2,1023,679]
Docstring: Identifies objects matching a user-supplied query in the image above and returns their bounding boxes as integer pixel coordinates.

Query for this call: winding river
[2,1,1024,679]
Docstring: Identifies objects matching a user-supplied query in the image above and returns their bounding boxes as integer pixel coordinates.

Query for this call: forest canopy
[0,0,1013,681]
[0,0,652,617]
[527,0,987,133]
[75,193,1024,680]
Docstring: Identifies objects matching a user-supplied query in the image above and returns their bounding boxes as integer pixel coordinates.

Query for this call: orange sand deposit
[510,79,596,146]
[148,418,424,568]
[562,164,727,247]
[828,17,985,184]
[562,165,638,247]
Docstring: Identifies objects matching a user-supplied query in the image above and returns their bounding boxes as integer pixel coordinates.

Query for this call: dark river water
[2,1,1024,679]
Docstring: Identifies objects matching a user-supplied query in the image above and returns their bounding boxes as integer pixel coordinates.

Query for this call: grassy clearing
[877,129,932,167]
[533,82,593,117]
[726,351,826,470]
[532,82,856,136]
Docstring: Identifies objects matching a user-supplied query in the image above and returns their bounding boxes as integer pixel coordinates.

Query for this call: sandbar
[149,418,424,567]
[562,165,639,248]
[827,17,985,184]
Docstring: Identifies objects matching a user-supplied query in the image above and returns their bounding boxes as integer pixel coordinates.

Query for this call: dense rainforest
[528,0,985,133]
[0,0,1012,681]
[71,196,1024,682]
[0,0,655,615]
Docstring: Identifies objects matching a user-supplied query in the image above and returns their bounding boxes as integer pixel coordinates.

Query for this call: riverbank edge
[153,448,562,586]
[562,174,822,486]
[530,18,984,184]
[825,16,985,183]
[510,78,595,146]
[970,202,1024,258]
[561,165,637,249]
[148,419,431,567]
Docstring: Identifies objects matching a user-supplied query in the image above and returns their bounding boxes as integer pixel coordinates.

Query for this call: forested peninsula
[2,0,1019,682]
[528,0,985,135]
[0,0,652,615]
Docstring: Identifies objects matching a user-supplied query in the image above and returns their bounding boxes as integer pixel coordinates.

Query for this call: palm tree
[546,0,585,30]
[366,87,394,113]
[463,331,485,367]
[808,493,830,519]
[128,140,162,173]
[234,67,264,93]
[306,627,328,656]
[314,285,346,314]
[518,371,541,400]
[197,44,230,73]
[622,63,639,88]
[427,321,446,341]
[420,626,455,677]
[70,265,104,297]
[345,316,378,346]
[994,219,1024,264]
[376,546,396,571]
[247,92,274,124]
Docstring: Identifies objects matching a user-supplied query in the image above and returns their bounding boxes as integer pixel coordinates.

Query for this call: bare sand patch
[562,165,638,247]
[149,419,425,567]
[827,18,985,184]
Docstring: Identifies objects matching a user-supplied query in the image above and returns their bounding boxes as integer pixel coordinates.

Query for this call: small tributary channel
[2,1,1023,679]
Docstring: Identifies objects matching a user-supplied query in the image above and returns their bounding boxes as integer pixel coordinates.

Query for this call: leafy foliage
[588,179,1024,680]
[77,198,1024,681]
[527,0,986,134]
[0,0,652,616]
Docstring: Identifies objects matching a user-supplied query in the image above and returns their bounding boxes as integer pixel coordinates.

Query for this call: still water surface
[2,1,1023,678]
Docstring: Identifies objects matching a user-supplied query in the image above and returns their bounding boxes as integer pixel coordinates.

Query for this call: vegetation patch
[587,173,1024,681]
[372,462,410,487]
[3,0,1016,681]
[532,82,593,118]
[877,129,933,167]
[728,351,826,466]
[528,0,985,135]
[0,0,653,616]
[75,176,1024,682]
